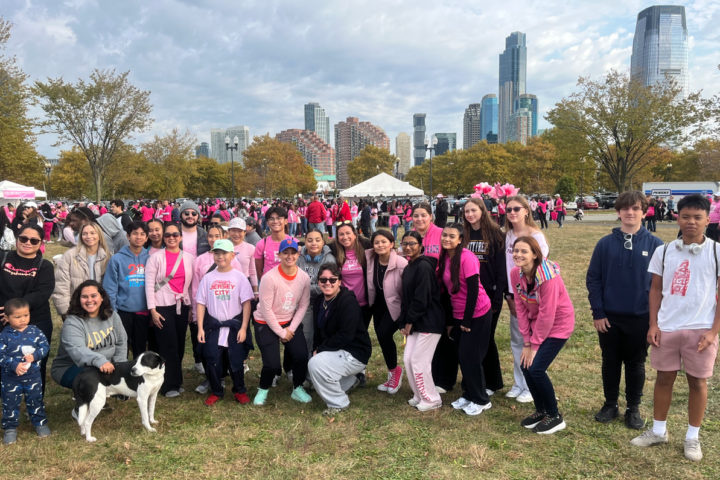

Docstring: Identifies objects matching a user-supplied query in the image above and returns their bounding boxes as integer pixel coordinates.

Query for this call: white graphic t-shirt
[197,269,254,347]
[648,240,720,332]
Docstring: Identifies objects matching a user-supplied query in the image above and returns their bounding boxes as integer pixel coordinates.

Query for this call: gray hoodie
[296,244,335,299]
[97,213,129,254]
[50,312,128,384]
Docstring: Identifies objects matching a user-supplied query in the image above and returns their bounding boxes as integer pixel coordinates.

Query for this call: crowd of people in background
[0,189,718,463]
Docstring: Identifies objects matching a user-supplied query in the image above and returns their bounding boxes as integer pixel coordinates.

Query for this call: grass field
[3,224,719,479]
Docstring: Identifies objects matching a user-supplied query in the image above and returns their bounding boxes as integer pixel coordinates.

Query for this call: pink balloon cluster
[471,182,520,199]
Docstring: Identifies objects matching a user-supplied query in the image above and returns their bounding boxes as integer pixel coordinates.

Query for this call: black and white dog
[72,351,165,442]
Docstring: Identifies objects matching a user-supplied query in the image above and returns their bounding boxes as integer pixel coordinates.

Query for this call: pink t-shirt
[162,205,173,221]
[197,269,254,347]
[341,250,366,306]
[182,229,198,258]
[325,210,333,225]
[141,207,154,222]
[498,203,506,214]
[710,200,720,223]
[253,235,293,274]
[389,215,400,227]
[351,206,358,219]
[165,250,186,294]
[441,249,491,319]
[261,206,269,216]
[99,207,107,215]
[420,223,443,259]
[234,241,258,287]
[149,246,163,257]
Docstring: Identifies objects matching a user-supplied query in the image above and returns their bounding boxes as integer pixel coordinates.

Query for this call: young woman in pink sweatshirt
[252,238,312,406]
[511,235,575,435]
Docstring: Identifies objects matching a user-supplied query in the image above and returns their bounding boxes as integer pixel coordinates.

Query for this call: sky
[4,0,720,159]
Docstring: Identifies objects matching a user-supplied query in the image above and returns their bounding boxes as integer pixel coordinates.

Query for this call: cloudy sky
[5,0,719,158]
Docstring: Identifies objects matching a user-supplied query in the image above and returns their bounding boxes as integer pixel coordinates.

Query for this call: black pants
[707,223,719,242]
[373,301,398,370]
[538,213,548,229]
[118,310,150,360]
[153,304,189,393]
[598,313,650,408]
[189,321,204,364]
[207,346,247,396]
[556,211,563,227]
[453,311,492,405]
[522,337,566,417]
[482,309,504,392]
[254,322,307,390]
[431,294,458,391]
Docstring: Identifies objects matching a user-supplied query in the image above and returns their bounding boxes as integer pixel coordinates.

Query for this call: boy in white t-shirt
[631,194,720,461]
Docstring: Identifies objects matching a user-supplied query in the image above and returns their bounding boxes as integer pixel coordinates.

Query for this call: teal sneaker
[254,388,269,405]
[291,386,312,403]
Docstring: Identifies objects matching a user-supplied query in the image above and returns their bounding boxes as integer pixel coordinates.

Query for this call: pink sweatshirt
[253,266,311,339]
[233,241,258,288]
[710,200,720,224]
[510,259,575,351]
[191,251,244,319]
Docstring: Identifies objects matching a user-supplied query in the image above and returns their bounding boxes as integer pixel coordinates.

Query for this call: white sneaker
[377,372,392,392]
[436,386,447,394]
[417,402,442,412]
[286,371,294,384]
[165,390,180,398]
[684,438,702,461]
[463,401,492,416]
[630,428,669,447]
[516,390,533,403]
[451,397,471,410]
[194,362,205,375]
[486,389,495,396]
[195,380,210,394]
[271,375,281,388]
[505,385,523,398]
[408,398,420,407]
[244,363,249,373]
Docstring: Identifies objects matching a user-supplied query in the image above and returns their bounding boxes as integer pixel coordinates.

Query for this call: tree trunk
[94,173,103,203]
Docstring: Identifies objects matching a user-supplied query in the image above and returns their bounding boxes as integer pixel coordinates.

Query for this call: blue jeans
[404,220,412,232]
[646,219,656,232]
[521,337,567,417]
[300,217,308,235]
[371,219,377,233]
[391,224,399,242]
[309,222,324,234]
[289,223,297,237]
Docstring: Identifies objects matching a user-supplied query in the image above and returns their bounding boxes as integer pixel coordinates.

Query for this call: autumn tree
[347,145,397,185]
[141,128,195,200]
[33,69,154,201]
[186,157,229,200]
[103,143,153,199]
[243,135,316,198]
[51,147,93,199]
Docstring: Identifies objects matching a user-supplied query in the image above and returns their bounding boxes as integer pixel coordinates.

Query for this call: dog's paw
[150,419,158,424]
[86,436,97,443]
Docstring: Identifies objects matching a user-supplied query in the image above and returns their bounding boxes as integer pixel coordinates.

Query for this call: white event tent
[0,181,47,207]
[339,173,424,199]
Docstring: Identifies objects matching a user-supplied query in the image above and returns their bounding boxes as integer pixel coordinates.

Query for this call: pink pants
[404,331,442,407]
[43,221,53,241]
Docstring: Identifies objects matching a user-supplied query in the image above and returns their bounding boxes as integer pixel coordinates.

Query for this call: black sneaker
[533,414,566,435]
[355,372,367,388]
[594,404,619,424]
[624,406,645,430]
[521,411,547,429]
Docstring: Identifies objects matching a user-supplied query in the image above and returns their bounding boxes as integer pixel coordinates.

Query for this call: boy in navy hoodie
[102,220,151,359]
[586,190,663,429]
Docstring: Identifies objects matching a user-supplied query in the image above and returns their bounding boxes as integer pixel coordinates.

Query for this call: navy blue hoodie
[586,227,664,319]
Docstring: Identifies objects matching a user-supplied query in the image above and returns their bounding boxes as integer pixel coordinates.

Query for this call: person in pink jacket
[252,238,312,406]
[145,223,195,397]
[511,235,575,435]
[365,230,407,395]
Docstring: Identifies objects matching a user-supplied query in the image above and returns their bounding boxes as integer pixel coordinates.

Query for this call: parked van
[642,181,720,204]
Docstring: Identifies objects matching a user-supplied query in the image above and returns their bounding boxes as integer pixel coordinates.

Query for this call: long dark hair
[463,198,504,254]
[66,280,114,320]
[437,223,464,295]
[144,218,165,249]
[334,223,367,268]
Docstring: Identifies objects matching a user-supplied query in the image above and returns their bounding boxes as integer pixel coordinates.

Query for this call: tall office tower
[334,117,391,189]
[514,94,538,137]
[195,142,211,158]
[413,113,427,166]
[225,126,250,165]
[395,132,412,178]
[433,133,457,156]
[481,94,499,142]
[276,129,336,177]
[631,5,689,99]
[463,104,482,150]
[304,102,331,145]
[210,128,227,163]
[498,31,527,143]
[506,108,532,145]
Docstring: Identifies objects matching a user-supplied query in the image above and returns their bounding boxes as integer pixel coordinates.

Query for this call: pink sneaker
[385,366,403,394]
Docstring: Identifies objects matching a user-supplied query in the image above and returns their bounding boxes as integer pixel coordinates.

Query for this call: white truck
[642,181,720,204]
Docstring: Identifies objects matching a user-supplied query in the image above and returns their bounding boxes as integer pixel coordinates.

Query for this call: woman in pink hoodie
[511,235,575,435]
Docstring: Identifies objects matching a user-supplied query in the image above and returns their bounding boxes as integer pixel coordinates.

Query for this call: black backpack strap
[661,242,669,276]
[206,263,218,274]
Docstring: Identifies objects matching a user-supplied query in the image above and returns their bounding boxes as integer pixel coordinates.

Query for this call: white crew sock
[686,425,700,440]
[652,419,667,436]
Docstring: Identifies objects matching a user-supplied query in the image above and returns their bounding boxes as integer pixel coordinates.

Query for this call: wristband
[523,342,531,347]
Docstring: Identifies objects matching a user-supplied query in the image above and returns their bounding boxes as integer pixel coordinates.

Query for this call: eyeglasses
[182,211,198,216]
[334,220,352,227]
[267,217,283,223]
[318,277,339,284]
[401,242,419,248]
[507,207,524,213]
[18,235,41,246]
[164,232,181,238]
[623,233,633,251]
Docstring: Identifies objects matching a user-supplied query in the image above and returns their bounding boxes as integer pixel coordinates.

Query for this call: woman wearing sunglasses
[396,231,445,411]
[307,263,372,416]
[0,224,55,394]
[52,223,111,316]
[145,219,165,256]
[504,195,549,404]
[145,223,195,397]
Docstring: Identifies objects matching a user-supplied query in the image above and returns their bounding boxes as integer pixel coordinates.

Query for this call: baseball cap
[436,194,444,198]
[228,217,246,230]
[714,191,720,197]
[24,201,38,209]
[279,238,299,253]
[211,239,234,253]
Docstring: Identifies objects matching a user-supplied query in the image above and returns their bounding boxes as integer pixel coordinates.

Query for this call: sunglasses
[623,233,633,251]
[182,211,198,216]
[507,206,524,213]
[164,232,181,238]
[18,235,42,246]
[401,241,419,248]
[334,220,352,227]
[318,277,339,284]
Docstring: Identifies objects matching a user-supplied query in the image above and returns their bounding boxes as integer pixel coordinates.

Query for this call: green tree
[141,128,195,200]
[553,176,577,202]
[546,70,711,192]
[103,143,153,199]
[186,156,228,200]
[347,144,396,185]
[51,147,93,199]
[32,69,154,202]
[243,135,316,198]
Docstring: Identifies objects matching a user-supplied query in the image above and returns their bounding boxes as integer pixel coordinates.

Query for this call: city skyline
[6,1,716,160]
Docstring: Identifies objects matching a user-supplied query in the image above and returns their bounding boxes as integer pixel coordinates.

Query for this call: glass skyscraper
[463,104,481,150]
[630,6,688,99]
[304,103,331,145]
[514,94,538,137]
[498,32,527,144]
[413,113,427,167]
[480,94,498,143]
[433,133,456,156]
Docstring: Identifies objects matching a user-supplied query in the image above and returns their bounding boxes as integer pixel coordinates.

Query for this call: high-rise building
[334,117,391,189]
[514,94,538,137]
[463,104,482,150]
[209,126,250,164]
[304,102,331,145]
[506,108,532,145]
[481,94,499,143]
[413,114,427,167]
[498,31,527,144]
[395,132,412,178]
[195,142,210,158]
[630,5,689,99]
[276,129,335,177]
[434,133,457,156]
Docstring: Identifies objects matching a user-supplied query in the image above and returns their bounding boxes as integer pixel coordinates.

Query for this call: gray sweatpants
[308,350,365,409]
[510,314,529,391]
[301,307,314,360]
